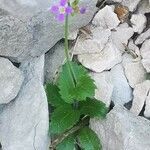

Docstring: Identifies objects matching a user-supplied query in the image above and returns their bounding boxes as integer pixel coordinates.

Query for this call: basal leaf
[58,61,96,103]
[80,98,108,118]
[50,105,80,134]
[77,127,102,150]
[45,83,65,107]
[70,75,96,101]
[56,134,75,150]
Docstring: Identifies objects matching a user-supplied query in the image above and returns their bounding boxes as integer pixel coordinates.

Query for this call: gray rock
[0,55,49,150]
[140,39,150,72]
[130,80,150,116]
[111,23,134,52]
[78,42,122,72]
[0,57,24,104]
[137,0,150,14]
[144,92,150,118]
[110,64,133,105]
[130,14,147,34]
[45,40,65,82]
[106,0,141,11]
[123,60,147,88]
[0,0,97,62]
[90,106,150,150]
[92,5,120,29]
[73,28,111,54]
[90,71,113,107]
[135,29,150,45]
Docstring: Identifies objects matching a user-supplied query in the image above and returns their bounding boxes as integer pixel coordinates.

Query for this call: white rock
[68,30,78,40]
[73,28,111,54]
[0,55,49,150]
[130,14,147,34]
[45,41,65,82]
[144,92,150,118]
[78,42,122,72]
[0,57,24,104]
[90,106,150,150]
[106,0,141,11]
[92,5,120,29]
[137,0,150,14]
[90,71,113,107]
[130,80,150,116]
[135,28,150,45]
[111,23,134,52]
[140,39,150,72]
[111,64,133,105]
[123,60,147,88]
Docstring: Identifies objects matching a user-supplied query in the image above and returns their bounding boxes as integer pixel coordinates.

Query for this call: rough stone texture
[106,0,141,11]
[73,28,111,54]
[78,42,122,72]
[110,64,133,105]
[137,0,150,14]
[90,71,113,107]
[111,23,134,52]
[144,92,150,118]
[0,55,49,150]
[0,0,97,62]
[140,39,150,73]
[130,14,147,34]
[90,106,150,150]
[135,28,150,45]
[0,57,24,104]
[92,5,120,29]
[130,80,150,116]
[123,60,147,88]
[45,40,65,82]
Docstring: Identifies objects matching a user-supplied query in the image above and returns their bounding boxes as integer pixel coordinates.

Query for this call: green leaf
[77,127,102,150]
[50,105,80,134]
[80,98,108,118]
[70,75,96,101]
[56,135,75,150]
[58,61,96,103]
[45,83,65,107]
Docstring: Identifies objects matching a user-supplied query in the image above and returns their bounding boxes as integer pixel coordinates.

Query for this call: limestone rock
[123,60,147,88]
[90,105,150,150]
[0,55,49,150]
[140,39,150,72]
[110,64,133,105]
[0,0,97,62]
[137,0,150,14]
[0,57,24,104]
[135,28,150,45]
[78,42,122,72]
[130,80,150,116]
[92,5,120,29]
[73,28,111,54]
[45,41,65,82]
[144,92,150,118]
[130,14,147,34]
[111,23,134,52]
[90,71,113,107]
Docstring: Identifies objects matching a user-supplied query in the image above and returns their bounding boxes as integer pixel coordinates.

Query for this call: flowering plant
[46,0,108,149]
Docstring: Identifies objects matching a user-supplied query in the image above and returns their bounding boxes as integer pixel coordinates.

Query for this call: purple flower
[50,0,73,22]
[80,7,86,14]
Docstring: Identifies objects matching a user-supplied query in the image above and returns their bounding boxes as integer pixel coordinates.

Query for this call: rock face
[140,39,150,72]
[111,64,133,105]
[90,106,150,150]
[0,55,49,150]
[0,57,24,104]
[0,0,97,62]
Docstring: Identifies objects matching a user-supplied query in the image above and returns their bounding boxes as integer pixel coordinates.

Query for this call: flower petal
[80,7,86,14]
[57,14,65,22]
[51,5,59,14]
[60,0,67,6]
[65,6,73,14]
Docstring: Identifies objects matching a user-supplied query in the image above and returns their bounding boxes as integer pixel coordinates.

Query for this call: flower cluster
[50,0,86,22]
